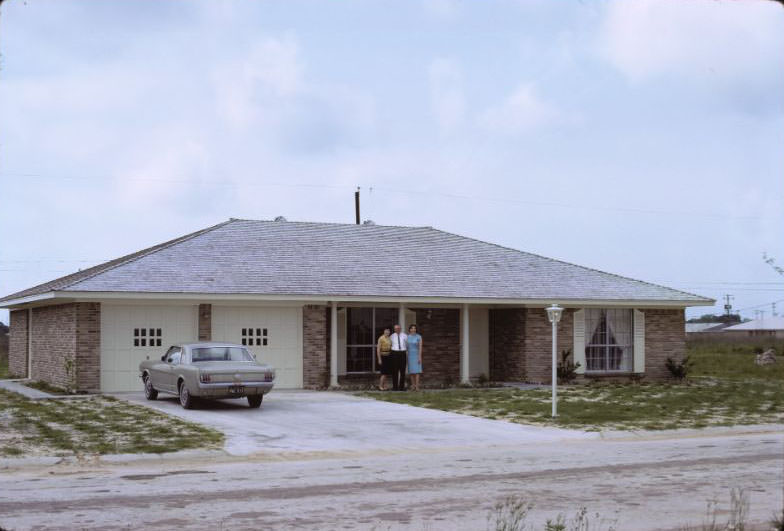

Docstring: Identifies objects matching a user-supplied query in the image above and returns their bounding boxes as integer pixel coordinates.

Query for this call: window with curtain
[585,309,633,372]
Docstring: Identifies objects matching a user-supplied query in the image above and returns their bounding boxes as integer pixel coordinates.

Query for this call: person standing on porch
[376,328,392,390]
[389,324,408,391]
[406,324,423,391]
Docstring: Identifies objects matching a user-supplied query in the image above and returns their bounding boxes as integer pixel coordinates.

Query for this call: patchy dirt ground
[0,390,223,456]
[0,430,781,530]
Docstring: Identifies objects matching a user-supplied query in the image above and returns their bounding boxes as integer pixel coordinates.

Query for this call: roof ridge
[230,218,432,231]
[427,227,713,302]
[0,219,234,303]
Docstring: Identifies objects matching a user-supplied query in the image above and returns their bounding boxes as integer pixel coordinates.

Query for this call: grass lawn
[361,345,784,431]
[0,389,224,457]
[0,356,9,380]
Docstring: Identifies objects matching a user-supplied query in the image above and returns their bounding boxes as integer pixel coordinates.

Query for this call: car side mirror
[161,355,167,361]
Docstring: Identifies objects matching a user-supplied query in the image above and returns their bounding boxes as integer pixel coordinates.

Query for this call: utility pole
[354,187,360,225]
[723,294,734,316]
[772,302,777,317]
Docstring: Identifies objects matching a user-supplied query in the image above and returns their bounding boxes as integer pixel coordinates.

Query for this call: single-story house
[685,322,728,336]
[1,218,713,392]
[720,317,784,339]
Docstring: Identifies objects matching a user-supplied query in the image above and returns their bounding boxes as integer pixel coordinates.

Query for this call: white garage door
[212,306,303,388]
[101,304,198,392]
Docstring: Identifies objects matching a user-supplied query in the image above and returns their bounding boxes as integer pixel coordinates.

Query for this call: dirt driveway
[116,390,596,455]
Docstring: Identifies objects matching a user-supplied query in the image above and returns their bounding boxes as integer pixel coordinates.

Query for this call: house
[685,322,728,336]
[720,317,784,339]
[0,218,713,392]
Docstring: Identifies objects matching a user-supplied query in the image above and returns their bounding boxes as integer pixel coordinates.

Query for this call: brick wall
[198,304,212,341]
[9,310,29,377]
[644,309,686,380]
[414,308,460,385]
[303,305,328,388]
[31,304,77,389]
[75,303,101,392]
[489,308,526,381]
[523,308,574,384]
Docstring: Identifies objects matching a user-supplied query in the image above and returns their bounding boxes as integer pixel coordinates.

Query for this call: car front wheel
[179,382,194,409]
[143,375,158,400]
[247,395,263,408]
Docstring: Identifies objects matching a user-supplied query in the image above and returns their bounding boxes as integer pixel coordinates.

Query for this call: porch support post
[461,303,470,384]
[330,302,338,387]
[398,303,406,330]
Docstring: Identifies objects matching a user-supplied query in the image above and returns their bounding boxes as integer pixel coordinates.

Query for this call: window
[346,307,398,373]
[133,328,162,347]
[241,327,268,347]
[585,309,633,372]
[192,347,253,362]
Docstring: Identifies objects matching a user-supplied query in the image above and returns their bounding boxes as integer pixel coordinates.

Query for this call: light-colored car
[139,342,275,409]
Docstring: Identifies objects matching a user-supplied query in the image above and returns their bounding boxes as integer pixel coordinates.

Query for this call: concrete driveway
[116,390,596,456]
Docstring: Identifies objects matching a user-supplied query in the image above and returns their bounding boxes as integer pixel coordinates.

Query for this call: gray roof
[685,322,727,333]
[0,219,712,305]
[723,317,784,331]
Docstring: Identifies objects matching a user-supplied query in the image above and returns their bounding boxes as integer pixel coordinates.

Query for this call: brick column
[8,310,29,378]
[524,308,574,384]
[414,308,460,385]
[303,305,328,388]
[75,302,101,392]
[198,304,212,341]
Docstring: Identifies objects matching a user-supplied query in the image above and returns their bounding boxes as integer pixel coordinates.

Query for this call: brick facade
[302,305,329,388]
[8,303,103,392]
[198,304,212,341]
[415,308,460,385]
[9,310,29,378]
[643,309,686,380]
[523,308,574,383]
[30,304,78,389]
[489,309,526,381]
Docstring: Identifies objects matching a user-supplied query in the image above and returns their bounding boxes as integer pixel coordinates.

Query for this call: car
[139,342,275,409]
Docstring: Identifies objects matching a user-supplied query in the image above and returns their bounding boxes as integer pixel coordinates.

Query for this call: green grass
[0,357,9,379]
[0,390,224,457]
[689,343,784,381]
[24,380,73,395]
[361,345,784,431]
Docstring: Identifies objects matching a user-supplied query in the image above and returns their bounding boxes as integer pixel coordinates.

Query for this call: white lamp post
[545,304,563,418]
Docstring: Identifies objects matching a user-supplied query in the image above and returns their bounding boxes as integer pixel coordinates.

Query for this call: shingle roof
[723,317,784,331]
[0,219,712,304]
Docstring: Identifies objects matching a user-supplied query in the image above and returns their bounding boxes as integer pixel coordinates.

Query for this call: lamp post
[545,304,563,418]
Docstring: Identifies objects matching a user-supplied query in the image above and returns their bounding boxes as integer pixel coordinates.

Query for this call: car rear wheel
[247,395,263,408]
[179,381,194,409]
[143,375,158,400]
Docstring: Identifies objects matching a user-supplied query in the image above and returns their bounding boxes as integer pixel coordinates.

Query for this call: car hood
[191,361,273,372]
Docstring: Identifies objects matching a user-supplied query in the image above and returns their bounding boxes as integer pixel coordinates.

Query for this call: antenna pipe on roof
[355,187,360,225]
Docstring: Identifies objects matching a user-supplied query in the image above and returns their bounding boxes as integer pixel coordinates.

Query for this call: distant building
[721,317,784,339]
[685,322,727,334]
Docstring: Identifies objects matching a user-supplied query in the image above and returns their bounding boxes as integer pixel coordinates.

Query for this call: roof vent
[274,216,287,222]
[362,219,376,225]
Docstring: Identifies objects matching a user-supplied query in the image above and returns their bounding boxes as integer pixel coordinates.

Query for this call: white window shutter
[573,309,585,374]
[633,309,645,373]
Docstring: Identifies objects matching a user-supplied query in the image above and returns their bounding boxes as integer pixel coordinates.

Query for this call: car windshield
[191,347,254,363]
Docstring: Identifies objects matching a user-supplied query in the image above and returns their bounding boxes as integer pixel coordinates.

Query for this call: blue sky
[1,0,782,323]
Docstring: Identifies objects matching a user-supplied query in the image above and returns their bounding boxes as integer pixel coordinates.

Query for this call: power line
[0,172,766,221]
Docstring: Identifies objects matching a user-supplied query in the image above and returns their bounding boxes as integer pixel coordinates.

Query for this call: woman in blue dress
[406,324,423,391]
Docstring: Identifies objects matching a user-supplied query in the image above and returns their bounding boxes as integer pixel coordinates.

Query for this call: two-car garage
[100,303,303,392]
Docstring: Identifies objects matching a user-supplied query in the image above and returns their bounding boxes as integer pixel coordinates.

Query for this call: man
[389,324,408,391]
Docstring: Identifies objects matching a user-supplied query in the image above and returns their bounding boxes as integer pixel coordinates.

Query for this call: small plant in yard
[557,349,580,384]
[680,488,749,531]
[666,355,692,381]
[488,496,534,531]
[771,508,784,531]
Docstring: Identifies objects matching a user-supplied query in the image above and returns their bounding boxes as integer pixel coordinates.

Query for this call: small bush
[666,355,692,381]
[557,349,581,384]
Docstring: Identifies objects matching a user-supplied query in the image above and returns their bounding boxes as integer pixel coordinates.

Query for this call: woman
[406,324,423,391]
[376,328,393,390]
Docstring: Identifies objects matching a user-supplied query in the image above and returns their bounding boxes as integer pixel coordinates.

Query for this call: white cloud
[477,83,562,134]
[428,58,465,134]
[598,0,784,84]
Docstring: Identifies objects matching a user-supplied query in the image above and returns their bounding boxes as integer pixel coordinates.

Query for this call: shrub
[665,355,692,381]
[557,349,581,384]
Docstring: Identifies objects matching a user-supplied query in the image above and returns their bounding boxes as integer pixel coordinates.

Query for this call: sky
[0,0,782,324]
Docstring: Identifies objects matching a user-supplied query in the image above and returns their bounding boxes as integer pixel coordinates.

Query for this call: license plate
[229,386,245,394]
